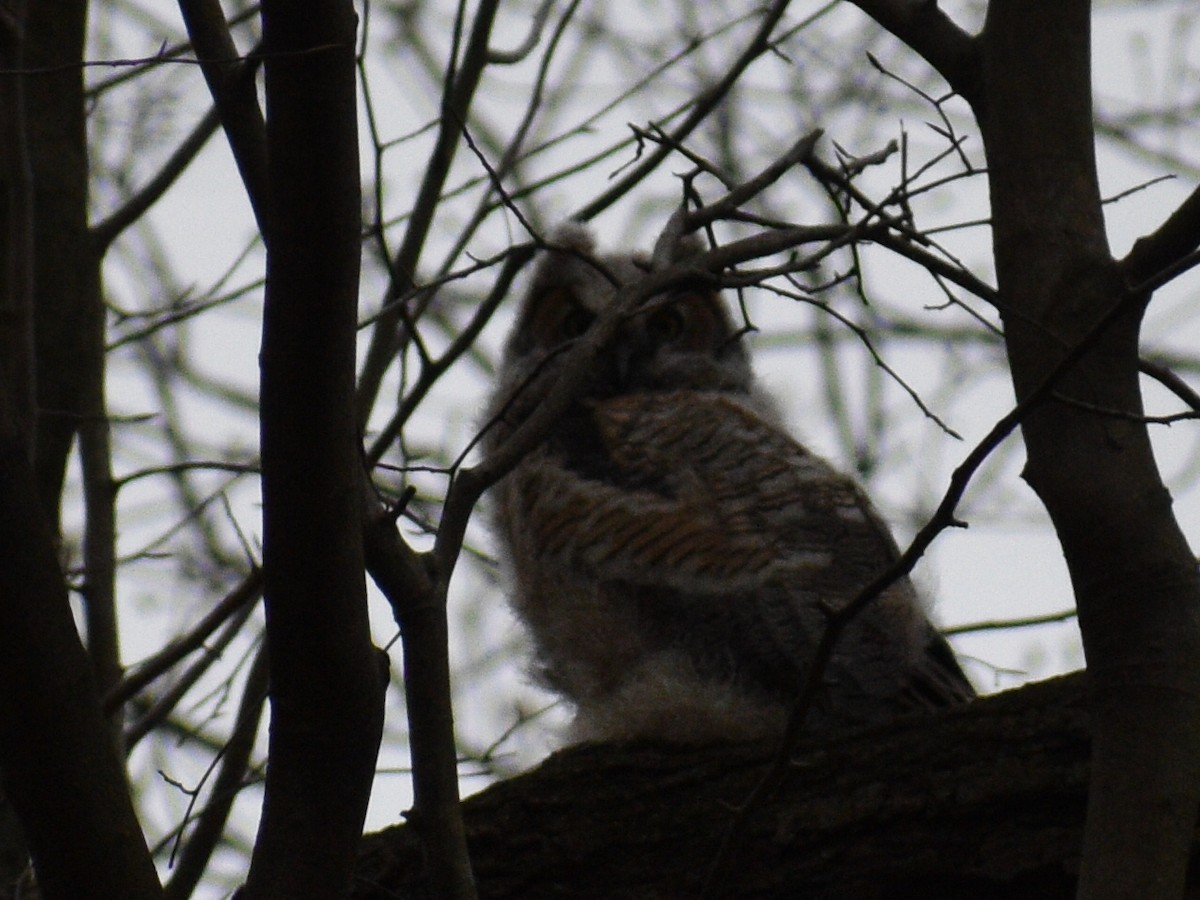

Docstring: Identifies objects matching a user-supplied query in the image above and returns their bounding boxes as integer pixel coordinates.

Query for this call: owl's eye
[646,305,686,342]
[557,306,596,340]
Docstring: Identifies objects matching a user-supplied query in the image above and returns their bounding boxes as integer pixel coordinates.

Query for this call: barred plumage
[485,224,973,743]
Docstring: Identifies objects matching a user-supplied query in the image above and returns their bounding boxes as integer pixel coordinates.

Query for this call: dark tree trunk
[243,3,387,897]
[976,4,1200,897]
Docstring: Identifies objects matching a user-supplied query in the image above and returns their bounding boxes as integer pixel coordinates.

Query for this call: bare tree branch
[78,399,122,714]
[0,0,34,458]
[26,0,102,532]
[355,0,502,429]
[362,481,476,900]
[1122,180,1200,294]
[91,104,222,251]
[572,0,798,224]
[123,594,257,751]
[354,675,1093,899]
[164,646,267,900]
[847,0,981,105]
[104,570,262,714]
[944,608,1077,637]
[682,130,823,232]
[706,275,1149,898]
[242,4,386,896]
[176,0,269,233]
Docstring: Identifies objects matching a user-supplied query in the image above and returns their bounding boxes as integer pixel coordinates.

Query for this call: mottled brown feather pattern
[485,224,973,743]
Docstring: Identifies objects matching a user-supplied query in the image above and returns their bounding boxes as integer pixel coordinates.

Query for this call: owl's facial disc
[598,292,735,392]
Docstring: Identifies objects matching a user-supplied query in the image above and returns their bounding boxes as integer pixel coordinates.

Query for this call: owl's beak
[613,340,636,388]
[610,327,656,391]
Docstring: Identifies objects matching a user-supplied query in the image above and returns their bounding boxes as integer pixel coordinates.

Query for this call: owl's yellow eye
[558,306,595,340]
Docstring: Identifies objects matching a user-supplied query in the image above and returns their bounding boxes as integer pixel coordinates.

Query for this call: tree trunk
[243,3,387,896]
[977,5,1200,898]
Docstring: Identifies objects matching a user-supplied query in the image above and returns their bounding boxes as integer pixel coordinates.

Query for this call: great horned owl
[484,223,974,743]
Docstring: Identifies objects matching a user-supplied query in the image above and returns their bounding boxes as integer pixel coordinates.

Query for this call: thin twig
[355,0,502,427]
[91,105,223,250]
[944,607,1078,636]
[103,569,263,713]
[163,645,268,900]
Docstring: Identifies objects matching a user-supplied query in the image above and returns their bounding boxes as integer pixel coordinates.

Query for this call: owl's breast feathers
[513,391,891,599]
[503,389,975,732]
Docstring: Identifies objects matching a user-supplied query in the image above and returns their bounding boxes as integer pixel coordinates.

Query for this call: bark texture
[350,675,1167,899]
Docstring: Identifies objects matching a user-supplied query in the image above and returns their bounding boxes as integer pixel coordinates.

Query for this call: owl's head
[497,223,755,406]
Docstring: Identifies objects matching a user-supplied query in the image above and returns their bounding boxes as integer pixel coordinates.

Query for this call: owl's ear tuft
[523,221,597,301]
[546,221,596,255]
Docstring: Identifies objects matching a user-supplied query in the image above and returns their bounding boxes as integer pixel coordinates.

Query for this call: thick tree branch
[176,0,269,233]
[363,482,476,900]
[705,271,1155,894]
[353,676,1096,899]
[847,0,981,106]
[0,5,35,887]
[243,4,386,897]
[26,0,102,533]
[23,0,127,772]
[0,0,34,456]
[78,400,122,715]
[1120,181,1200,294]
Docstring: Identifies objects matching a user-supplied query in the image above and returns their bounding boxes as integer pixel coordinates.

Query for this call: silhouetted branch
[0,380,162,897]
[355,0,502,428]
[705,277,1149,897]
[91,105,222,250]
[243,3,385,896]
[176,0,269,233]
[848,0,981,105]
[104,570,263,714]
[363,480,476,900]
[164,646,267,900]
[944,608,1078,637]
[354,675,1094,899]
[1122,182,1200,293]
[572,0,797,223]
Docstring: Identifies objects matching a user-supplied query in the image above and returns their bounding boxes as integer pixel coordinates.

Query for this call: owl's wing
[584,390,902,595]
[510,389,973,712]
[902,628,977,708]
